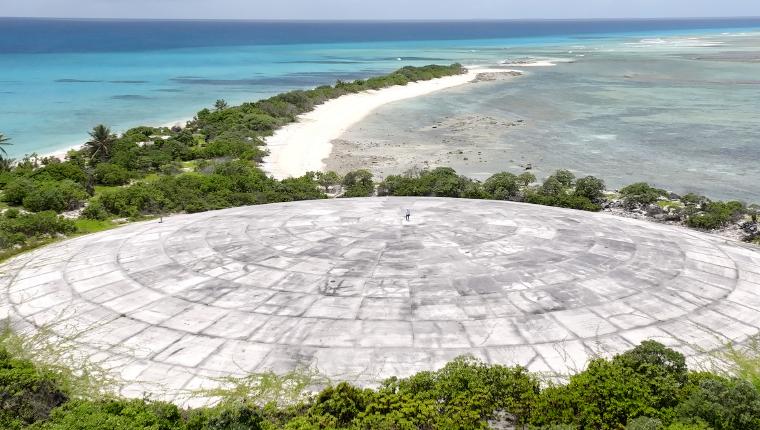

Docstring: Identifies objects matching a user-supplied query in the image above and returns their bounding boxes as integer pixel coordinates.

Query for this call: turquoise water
[1,19,759,200]
[1,18,759,156]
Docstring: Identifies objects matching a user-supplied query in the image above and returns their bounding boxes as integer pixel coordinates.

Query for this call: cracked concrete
[2,197,760,403]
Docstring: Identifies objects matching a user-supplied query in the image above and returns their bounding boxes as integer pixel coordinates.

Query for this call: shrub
[186,402,264,430]
[533,358,660,429]
[484,172,519,200]
[308,383,373,427]
[93,163,131,186]
[81,200,109,221]
[541,176,566,196]
[676,376,760,430]
[0,211,76,249]
[574,176,606,201]
[96,183,167,218]
[686,200,745,230]
[627,416,664,430]
[36,399,184,430]
[314,171,342,193]
[31,162,88,185]
[531,342,688,430]
[0,347,68,429]
[2,177,35,206]
[553,169,576,188]
[342,170,374,198]
[680,193,708,207]
[517,172,537,188]
[619,182,667,209]
[524,192,601,212]
[21,180,88,213]
[392,356,539,428]
[378,168,480,199]
[614,340,688,411]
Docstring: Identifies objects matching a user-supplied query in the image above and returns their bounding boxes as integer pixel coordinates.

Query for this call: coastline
[41,117,192,161]
[261,66,522,179]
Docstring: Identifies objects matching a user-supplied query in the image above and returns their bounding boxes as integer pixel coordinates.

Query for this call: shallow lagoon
[338,33,760,201]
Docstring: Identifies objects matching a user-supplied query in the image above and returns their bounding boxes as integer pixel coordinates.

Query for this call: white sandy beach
[262,67,519,179]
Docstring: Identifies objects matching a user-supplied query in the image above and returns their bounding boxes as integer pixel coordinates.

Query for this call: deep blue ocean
[5,18,760,53]
[1,18,760,200]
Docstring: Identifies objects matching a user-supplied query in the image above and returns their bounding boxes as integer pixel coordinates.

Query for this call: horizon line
[3,16,760,23]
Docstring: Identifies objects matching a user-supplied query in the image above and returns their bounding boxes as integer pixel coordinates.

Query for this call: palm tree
[85,125,116,162]
[0,133,12,158]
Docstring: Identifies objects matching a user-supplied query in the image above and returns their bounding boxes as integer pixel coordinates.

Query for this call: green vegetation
[378,167,604,211]
[340,170,374,198]
[0,64,466,259]
[0,133,11,159]
[685,200,745,230]
[0,62,757,260]
[619,182,667,209]
[3,339,760,429]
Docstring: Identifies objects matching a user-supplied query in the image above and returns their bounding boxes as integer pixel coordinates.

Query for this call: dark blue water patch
[56,78,102,83]
[379,57,452,61]
[171,70,380,86]
[277,60,366,64]
[111,94,152,100]
[57,78,150,84]
[685,52,760,62]
[4,18,760,54]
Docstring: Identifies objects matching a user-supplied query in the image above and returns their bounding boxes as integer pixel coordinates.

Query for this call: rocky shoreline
[601,191,759,244]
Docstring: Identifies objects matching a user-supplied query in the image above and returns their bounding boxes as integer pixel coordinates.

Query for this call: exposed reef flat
[262,68,522,179]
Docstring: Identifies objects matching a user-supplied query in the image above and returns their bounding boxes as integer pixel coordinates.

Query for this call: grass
[0,218,123,264]
[715,336,760,391]
[192,133,206,146]
[0,323,122,400]
[189,368,325,406]
[657,200,683,210]
[140,173,161,183]
[73,218,119,234]
[93,185,121,196]
[1,323,322,407]
[0,237,58,263]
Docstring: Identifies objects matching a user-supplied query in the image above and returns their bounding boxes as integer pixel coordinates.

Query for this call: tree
[541,176,566,196]
[93,163,132,186]
[0,157,13,172]
[315,171,342,193]
[575,176,606,201]
[553,169,576,188]
[517,172,536,188]
[214,99,229,111]
[677,377,760,430]
[619,182,667,209]
[0,133,11,159]
[484,172,519,200]
[85,125,117,162]
[342,170,374,198]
